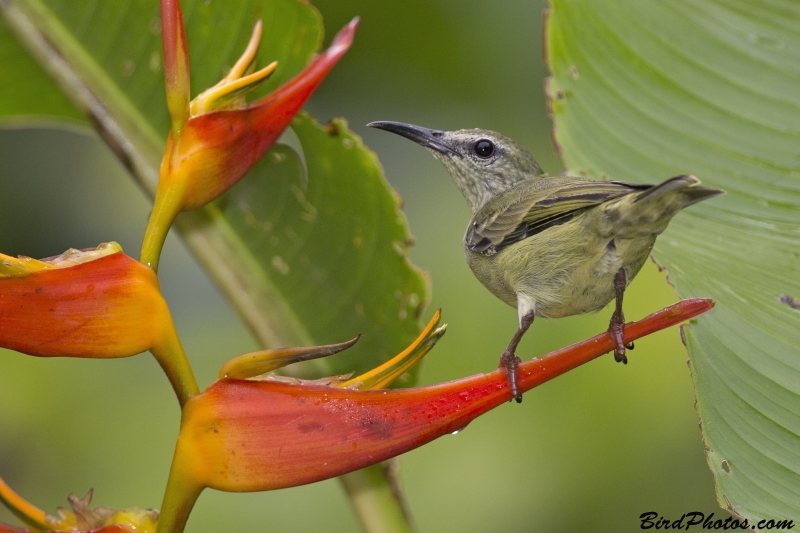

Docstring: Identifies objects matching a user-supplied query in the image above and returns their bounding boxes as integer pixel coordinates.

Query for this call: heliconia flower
[0,476,157,533]
[155,301,712,533]
[0,243,198,406]
[140,0,359,271]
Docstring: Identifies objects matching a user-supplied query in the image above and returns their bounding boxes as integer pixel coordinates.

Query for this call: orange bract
[0,249,165,358]
[0,244,198,406]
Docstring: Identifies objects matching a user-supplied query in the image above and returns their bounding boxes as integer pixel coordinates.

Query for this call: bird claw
[609,309,628,364]
[499,350,523,403]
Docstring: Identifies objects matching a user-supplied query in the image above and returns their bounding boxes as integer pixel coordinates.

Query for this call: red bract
[140,0,358,270]
[172,19,358,212]
[178,299,712,492]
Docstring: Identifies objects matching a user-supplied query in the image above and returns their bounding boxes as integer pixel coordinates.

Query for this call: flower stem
[140,163,183,272]
[155,442,203,533]
[0,476,49,532]
[151,320,199,408]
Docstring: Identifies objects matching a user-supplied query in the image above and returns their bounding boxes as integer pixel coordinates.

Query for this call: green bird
[368,121,724,402]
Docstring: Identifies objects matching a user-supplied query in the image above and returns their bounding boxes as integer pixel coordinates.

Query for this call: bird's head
[368,121,545,212]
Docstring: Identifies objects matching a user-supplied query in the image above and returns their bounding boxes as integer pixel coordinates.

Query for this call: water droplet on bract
[449,422,471,435]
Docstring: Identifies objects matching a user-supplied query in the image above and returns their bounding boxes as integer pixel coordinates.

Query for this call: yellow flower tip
[341,310,447,391]
[0,242,122,278]
[189,60,278,115]
[49,489,158,533]
[219,335,361,380]
[216,309,445,391]
[188,19,278,116]
[226,19,263,82]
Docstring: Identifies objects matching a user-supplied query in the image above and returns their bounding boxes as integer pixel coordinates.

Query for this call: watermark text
[640,511,794,530]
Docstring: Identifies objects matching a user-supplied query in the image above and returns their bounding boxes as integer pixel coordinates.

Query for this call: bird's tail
[633,175,724,208]
[605,175,724,237]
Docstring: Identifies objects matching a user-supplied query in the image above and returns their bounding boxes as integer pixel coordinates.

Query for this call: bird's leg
[608,267,633,363]
[500,311,534,403]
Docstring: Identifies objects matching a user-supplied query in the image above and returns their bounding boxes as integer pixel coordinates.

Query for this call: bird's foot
[608,309,627,364]
[499,350,523,403]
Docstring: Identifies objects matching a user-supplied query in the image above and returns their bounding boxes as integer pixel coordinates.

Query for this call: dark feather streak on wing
[536,192,622,207]
[610,180,652,191]
[499,213,576,247]
[467,180,652,255]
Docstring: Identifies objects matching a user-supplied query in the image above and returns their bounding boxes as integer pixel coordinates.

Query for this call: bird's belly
[466,232,654,319]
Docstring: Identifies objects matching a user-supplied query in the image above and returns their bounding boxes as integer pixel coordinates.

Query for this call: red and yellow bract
[0,246,165,358]
[179,299,712,491]
[0,244,197,406]
[157,19,358,213]
[140,0,359,270]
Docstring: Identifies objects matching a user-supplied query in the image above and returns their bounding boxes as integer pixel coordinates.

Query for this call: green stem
[156,442,204,533]
[140,181,183,272]
[339,463,416,533]
[151,320,200,408]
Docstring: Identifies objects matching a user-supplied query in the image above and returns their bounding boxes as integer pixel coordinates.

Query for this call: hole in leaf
[779,294,800,310]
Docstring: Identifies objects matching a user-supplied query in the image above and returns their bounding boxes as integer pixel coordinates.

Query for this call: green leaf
[210,113,428,380]
[0,21,81,120]
[546,0,800,523]
[0,0,429,377]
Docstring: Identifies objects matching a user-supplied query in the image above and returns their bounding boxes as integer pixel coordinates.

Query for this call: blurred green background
[0,0,726,531]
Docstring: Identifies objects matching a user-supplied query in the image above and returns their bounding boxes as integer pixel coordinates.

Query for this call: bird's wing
[466,179,651,255]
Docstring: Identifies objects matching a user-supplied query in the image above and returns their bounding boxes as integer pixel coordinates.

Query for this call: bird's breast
[462,221,656,318]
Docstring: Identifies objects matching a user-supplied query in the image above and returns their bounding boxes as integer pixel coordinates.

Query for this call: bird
[368,121,724,402]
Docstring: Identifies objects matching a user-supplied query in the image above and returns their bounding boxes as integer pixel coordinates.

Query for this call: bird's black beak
[367,121,460,157]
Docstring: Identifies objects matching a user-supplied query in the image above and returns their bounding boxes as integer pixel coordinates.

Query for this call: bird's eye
[474,140,494,158]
